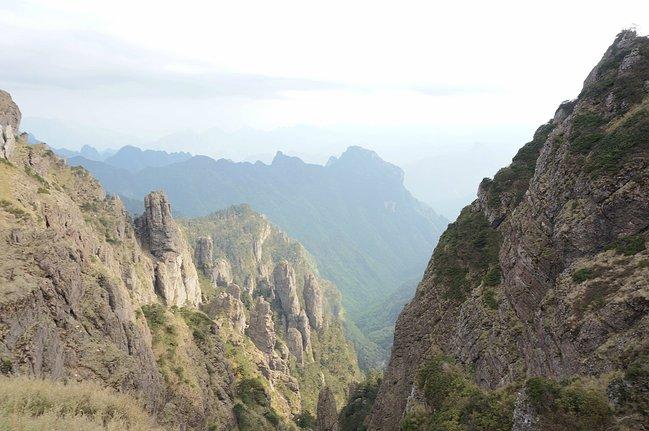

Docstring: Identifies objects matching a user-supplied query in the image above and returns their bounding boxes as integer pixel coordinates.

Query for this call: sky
[1,0,648,217]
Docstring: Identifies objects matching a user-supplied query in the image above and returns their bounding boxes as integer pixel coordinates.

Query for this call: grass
[0,376,164,431]
[0,199,30,221]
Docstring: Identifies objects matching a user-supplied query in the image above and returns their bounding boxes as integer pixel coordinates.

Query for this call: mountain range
[55,143,449,368]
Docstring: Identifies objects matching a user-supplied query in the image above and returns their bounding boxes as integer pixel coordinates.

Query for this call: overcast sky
[1,0,649,217]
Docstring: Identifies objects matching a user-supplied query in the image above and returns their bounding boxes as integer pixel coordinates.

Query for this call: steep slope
[180,204,362,419]
[0,135,237,429]
[66,146,448,320]
[368,30,649,430]
[0,91,362,430]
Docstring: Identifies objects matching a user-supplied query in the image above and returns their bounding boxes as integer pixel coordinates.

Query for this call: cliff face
[136,191,201,307]
[369,30,649,430]
[181,204,362,419]
[0,92,240,430]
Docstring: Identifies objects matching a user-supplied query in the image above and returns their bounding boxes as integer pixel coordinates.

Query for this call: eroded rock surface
[368,30,649,430]
[136,191,201,307]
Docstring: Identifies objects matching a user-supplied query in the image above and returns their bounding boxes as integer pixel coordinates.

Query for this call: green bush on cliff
[339,371,383,431]
[526,377,613,431]
[401,355,514,431]
[606,233,647,256]
[431,209,501,302]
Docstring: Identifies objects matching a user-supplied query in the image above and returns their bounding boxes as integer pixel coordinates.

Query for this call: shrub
[525,377,613,431]
[607,233,646,256]
[482,288,498,310]
[572,268,595,283]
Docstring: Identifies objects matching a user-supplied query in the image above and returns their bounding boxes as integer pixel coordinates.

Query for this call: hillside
[64,146,448,316]
[62,144,447,368]
[367,30,649,430]
[0,91,360,430]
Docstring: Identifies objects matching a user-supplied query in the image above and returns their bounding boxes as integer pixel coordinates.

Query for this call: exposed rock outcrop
[0,89,21,130]
[206,285,246,335]
[368,30,649,430]
[0,125,16,161]
[247,297,277,355]
[135,191,201,307]
[304,273,324,329]
[194,235,213,275]
[0,129,236,430]
[273,260,301,318]
[316,386,339,431]
[212,257,233,286]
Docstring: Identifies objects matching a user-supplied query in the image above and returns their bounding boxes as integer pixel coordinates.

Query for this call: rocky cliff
[0,115,236,429]
[0,91,361,430]
[181,204,362,421]
[368,30,649,430]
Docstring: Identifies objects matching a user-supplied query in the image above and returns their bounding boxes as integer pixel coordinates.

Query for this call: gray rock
[304,273,324,329]
[247,297,276,355]
[136,191,201,307]
[0,90,21,131]
[194,236,213,275]
[316,386,339,431]
[212,258,233,286]
[286,327,304,364]
[273,260,300,318]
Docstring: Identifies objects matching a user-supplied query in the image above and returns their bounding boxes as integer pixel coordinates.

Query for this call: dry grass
[0,376,165,431]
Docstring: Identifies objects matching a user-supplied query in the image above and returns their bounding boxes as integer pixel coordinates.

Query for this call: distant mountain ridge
[64,144,448,368]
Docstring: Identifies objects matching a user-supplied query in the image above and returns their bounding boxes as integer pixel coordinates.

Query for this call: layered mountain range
[0,94,360,430]
[57,140,448,368]
[366,30,649,430]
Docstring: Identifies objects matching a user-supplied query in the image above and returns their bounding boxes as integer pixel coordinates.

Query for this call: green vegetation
[233,378,285,431]
[0,199,30,221]
[481,122,554,209]
[482,288,498,310]
[580,33,649,109]
[525,377,613,431]
[339,371,382,431]
[431,208,501,302]
[572,267,595,283]
[24,164,50,189]
[401,355,514,431]
[293,411,316,429]
[482,266,502,286]
[0,376,164,431]
[607,233,646,256]
[177,307,214,342]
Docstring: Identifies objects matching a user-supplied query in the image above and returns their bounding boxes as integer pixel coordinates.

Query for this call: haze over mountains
[55,143,448,367]
[28,117,525,219]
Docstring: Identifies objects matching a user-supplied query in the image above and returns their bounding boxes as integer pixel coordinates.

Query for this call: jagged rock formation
[195,235,214,274]
[68,132,450,371]
[0,125,236,429]
[0,91,19,162]
[316,387,339,431]
[212,257,233,286]
[136,191,201,307]
[304,273,324,329]
[247,297,277,355]
[182,204,361,415]
[368,30,649,430]
[0,89,21,131]
[274,260,301,318]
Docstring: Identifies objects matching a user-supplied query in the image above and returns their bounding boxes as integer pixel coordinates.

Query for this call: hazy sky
[2,0,649,217]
